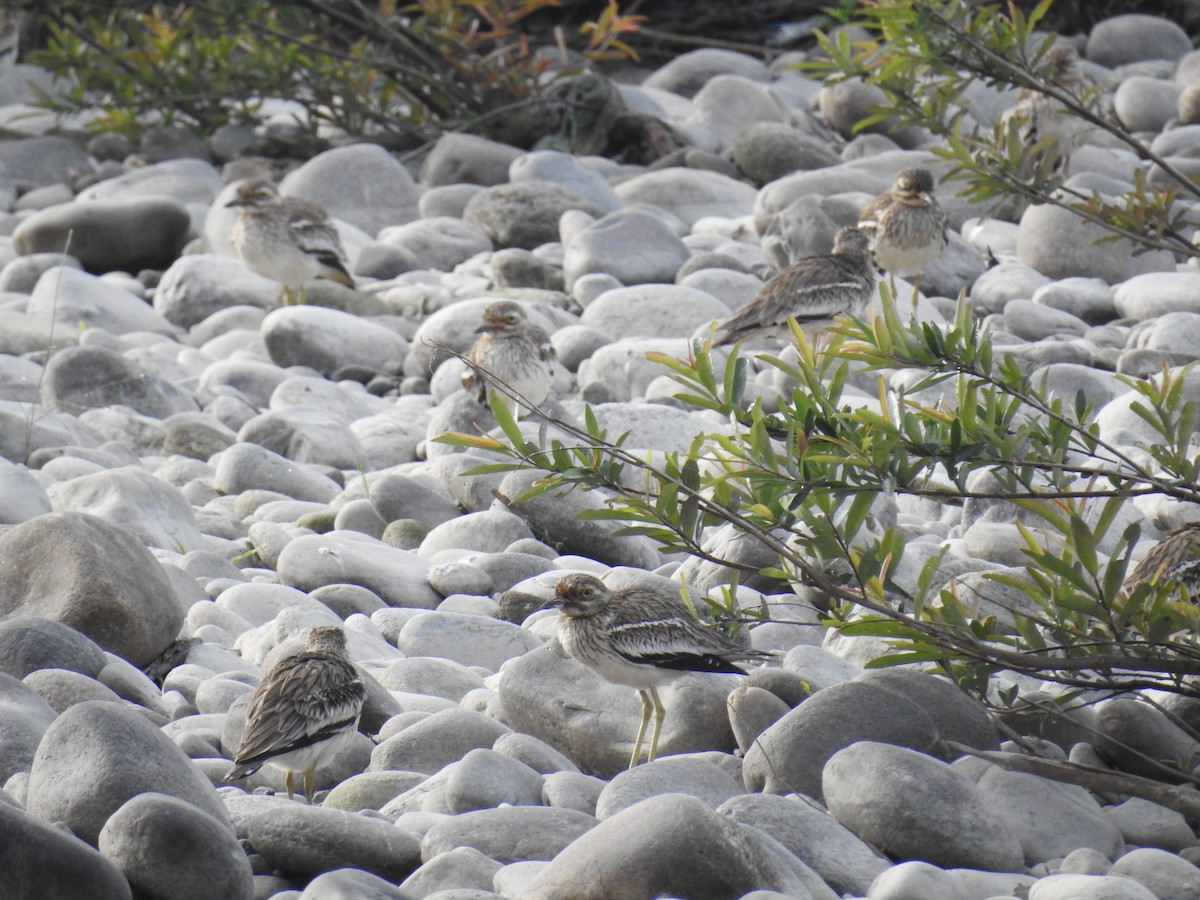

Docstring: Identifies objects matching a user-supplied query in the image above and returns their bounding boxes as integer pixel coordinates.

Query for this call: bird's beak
[225,197,247,208]
[475,323,495,334]
[542,596,564,611]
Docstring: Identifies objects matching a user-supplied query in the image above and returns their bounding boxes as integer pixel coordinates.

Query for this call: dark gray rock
[42,345,197,418]
[720,793,889,896]
[0,512,185,667]
[464,182,605,250]
[13,197,191,273]
[729,122,841,186]
[497,469,660,569]
[0,671,57,783]
[1095,696,1200,781]
[525,793,836,900]
[98,792,252,900]
[0,800,133,900]
[0,617,108,679]
[595,757,745,819]
[0,136,91,188]
[1086,14,1191,66]
[421,805,597,864]
[27,700,232,845]
[442,748,546,814]
[742,668,998,798]
[421,133,524,188]
[400,846,503,898]
[371,708,511,775]
[823,741,1025,872]
[228,794,422,882]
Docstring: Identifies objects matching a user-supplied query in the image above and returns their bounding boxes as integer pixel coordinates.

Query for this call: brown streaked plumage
[223,625,365,802]
[997,45,1096,173]
[1125,523,1200,595]
[553,573,769,769]
[462,300,555,413]
[227,178,353,305]
[857,167,948,279]
[714,226,876,347]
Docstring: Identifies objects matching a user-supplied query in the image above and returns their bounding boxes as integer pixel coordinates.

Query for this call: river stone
[823,741,1024,872]
[0,800,133,900]
[464,182,606,250]
[98,792,252,900]
[742,668,998,799]
[0,512,184,667]
[27,700,232,845]
[49,339,190,414]
[524,793,834,900]
[0,671,57,783]
[420,805,597,864]
[13,197,190,273]
[719,793,889,897]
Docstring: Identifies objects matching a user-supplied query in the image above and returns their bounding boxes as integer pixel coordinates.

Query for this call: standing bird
[226,178,354,305]
[997,45,1097,175]
[713,226,876,347]
[224,625,366,803]
[1124,523,1200,595]
[552,573,769,769]
[462,300,556,414]
[857,167,948,282]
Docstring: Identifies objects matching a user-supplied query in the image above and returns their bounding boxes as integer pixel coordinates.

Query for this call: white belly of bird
[873,238,943,278]
[261,723,358,776]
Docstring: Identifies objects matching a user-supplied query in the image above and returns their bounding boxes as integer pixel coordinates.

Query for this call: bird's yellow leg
[284,770,296,801]
[629,690,653,769]
[646,687,667,764]
[304,765,316,804]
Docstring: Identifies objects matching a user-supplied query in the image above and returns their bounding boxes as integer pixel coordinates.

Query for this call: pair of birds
[224,575,766,798]
[713,167,947,348]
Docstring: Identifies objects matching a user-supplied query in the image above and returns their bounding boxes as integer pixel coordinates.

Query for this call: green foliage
[17,0,643,141]
[438,293,1200,702]
[806,0,1200,259]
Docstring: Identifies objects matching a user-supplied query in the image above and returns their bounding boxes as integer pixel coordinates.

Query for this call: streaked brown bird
[552,573,769,769]
[1125,523,1200,596]
[997,45,1096,173]
[462,300,556,413]
[857,167,948,280]
[224,625,366,803]
[227,178,354,305]
[714,226,876,347]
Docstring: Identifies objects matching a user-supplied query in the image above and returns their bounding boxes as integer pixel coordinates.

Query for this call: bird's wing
[856,192,892,230]
[605,612,758,674]
[284,203,353,282]
[232,653,366,768]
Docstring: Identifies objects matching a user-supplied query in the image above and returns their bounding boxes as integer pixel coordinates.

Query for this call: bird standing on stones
[856,167,948,282]
[552,573,770,769]
[462,300,556,414]
[713,226,876,347]
[226,178,354,305]
[997,45,1097,174]
[224,625,366,803]
[1124,523,1200,596]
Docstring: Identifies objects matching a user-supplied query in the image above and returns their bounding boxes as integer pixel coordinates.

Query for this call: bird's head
[894,168,936,205]
[832,226,872,256]
[477,301,528,334]
[552,573,610,618]
[226,178,280,209]
[1043,45,1083,88]
[305,625,348,655]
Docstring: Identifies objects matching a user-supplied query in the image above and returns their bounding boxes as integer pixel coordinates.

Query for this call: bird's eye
[580,587,593,598]
[505,314,518,323]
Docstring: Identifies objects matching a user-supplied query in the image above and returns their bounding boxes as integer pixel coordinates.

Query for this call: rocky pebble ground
[1,8,1200,900]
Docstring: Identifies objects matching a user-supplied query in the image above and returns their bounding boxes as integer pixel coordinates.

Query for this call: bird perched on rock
[226,178,353,305]
[224,625,366,803]
[857,167,948,280]
[713,226,876,347]
[997,44,1097,173]
[1124,523,1200,596]
[552,572,769,769]
[462,300,555,414]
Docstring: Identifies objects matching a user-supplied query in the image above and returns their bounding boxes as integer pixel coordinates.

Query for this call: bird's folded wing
[606,617,749,672]
[234,656,365,765]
